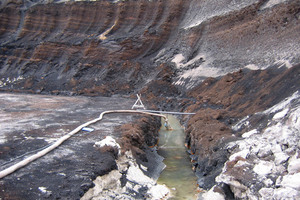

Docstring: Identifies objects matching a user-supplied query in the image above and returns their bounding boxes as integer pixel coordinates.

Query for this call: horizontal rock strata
[1,0,299,94]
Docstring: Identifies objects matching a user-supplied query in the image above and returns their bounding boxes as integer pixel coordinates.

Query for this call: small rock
[273,108,289,120]
[274,165,286,175]
[253,161,274,176]
[38,186,52,198]
[263,178,273,187]
[288,157,300,174]
[126,163,155,186]
[275,176,283,187]
[202,186,225,200]
[274,152,289,165]
[148,184,170,200]
[273,187,300,199]
[259,188,274,200]
[133,184,142,193]
[94,136,121,156]
[242,129,258,138]
[257,145,273,159]
[280,173,300,190]
[229,149,249,161]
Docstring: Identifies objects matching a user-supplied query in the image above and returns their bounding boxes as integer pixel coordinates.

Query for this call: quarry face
[0,0,300,199]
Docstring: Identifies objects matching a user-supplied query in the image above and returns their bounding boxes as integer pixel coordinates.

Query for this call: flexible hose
[0,110,167,179]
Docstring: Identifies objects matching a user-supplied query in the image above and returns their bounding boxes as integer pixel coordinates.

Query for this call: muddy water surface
[157,115,198,200]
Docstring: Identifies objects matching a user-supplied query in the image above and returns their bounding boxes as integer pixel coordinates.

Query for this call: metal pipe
[138,109,196,115]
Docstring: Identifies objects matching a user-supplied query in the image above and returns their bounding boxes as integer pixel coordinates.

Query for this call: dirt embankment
[181,65,300,189]
[118,115,161,162]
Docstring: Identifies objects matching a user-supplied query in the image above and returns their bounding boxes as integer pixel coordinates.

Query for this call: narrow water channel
[157,115,198,200]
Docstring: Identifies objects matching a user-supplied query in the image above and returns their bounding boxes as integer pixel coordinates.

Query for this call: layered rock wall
[169,0,300,87]
[1,0,299,94]
[0,0,187,95]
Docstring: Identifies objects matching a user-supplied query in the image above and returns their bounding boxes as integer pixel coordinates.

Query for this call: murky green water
[157,115,198,200]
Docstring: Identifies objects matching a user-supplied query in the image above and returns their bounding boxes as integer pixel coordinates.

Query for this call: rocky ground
[0,0,300,199]
[181,66,300,199]
[211,91,300,200]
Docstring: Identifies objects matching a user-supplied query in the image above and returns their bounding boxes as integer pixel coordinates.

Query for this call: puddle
[157,115,198,200]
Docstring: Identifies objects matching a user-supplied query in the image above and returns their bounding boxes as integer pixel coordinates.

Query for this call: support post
[132,94,146,110]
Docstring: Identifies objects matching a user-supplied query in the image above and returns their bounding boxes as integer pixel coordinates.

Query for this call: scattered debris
[81,127,95,132]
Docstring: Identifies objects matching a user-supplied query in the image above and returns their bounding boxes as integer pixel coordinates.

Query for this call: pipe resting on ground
[0,110,167,179]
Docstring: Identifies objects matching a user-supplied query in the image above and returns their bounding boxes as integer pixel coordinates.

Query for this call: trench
[157,115,198,199]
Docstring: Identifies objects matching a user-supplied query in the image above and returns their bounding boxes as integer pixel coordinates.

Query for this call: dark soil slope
[0,0,299,95]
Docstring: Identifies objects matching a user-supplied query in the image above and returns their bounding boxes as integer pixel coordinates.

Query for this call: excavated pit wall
[181,65,300,199]
[1,0,300,199]
[1,0,299,94]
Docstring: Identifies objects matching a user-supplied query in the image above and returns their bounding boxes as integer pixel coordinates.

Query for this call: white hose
[0,110,167,179]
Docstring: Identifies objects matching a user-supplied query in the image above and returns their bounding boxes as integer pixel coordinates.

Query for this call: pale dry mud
[0,93,137,199]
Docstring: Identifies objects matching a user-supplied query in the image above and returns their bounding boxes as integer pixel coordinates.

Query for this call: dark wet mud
[0,93,135,199]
